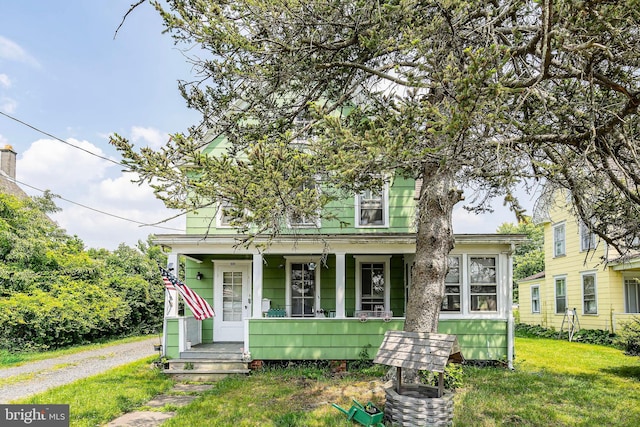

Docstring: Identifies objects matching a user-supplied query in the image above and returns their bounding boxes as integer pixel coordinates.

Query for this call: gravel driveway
[0,337,159,403]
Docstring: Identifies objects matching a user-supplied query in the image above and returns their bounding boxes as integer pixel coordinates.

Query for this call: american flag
[160,266,215,320]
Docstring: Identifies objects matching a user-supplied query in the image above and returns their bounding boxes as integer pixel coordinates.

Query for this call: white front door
[213,261,252,342]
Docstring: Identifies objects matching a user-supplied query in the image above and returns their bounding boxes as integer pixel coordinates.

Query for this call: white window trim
[284,256,321,317]
[468,255,499,313]
[216,200,234,229]
[579,221,596,252]
[553,222,566,257]
[623,275,640,314]
[554,275,567,314]
[442,255,462,313]
[354,184,389,228]
[286,177,322,228]
[581,271,598,315]
[354,255,391,312]
[531,285,541,314]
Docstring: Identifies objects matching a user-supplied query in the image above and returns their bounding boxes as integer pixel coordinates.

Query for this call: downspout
[507,244,515,370]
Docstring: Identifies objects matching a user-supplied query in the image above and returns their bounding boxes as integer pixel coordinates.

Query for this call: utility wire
[0,111,125,167]
[10,177,184,232]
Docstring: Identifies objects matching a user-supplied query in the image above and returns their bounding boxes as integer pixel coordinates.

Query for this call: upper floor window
[356,185,388,227]
[553,223,566,257]
[582,272,597,314]
[442,256,461,312]
[624,277,640,314]
[217,200,235,228]
[555,276,567,314]
[469,256,497,312]
[580,222,596,252]
[531,285,541,313]
[287,179,320,228]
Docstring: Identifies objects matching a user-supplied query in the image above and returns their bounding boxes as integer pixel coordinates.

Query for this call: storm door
[213,262,251,342]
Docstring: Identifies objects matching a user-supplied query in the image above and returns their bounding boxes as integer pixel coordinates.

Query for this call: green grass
[13,357,174,427]
[11,337,640,426]
[0,334,159,368]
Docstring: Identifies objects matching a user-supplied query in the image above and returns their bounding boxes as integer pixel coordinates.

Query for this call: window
[531,285,540,313]
[442,256,461,312]
[624,277,640,313]
[356,185,388,227]
[355,256,390,313]
[582,273,597,314]
[288,179,320,228]
[217,200,235,228]
[580,222,596,251]
[469,257,497,312]
[555,277,567,314]
[290,263,317,317]
[553,223,566,257]
[222,271,243,321]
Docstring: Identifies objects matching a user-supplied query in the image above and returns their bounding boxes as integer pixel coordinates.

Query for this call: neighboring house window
[355,256,390,313]
[442,256,461,312]
[582,273,597,314]
[624,277,640,313]
[290,262,317,317]
[580,222,596,251]
[553,223,566,257]
[288,179,320,228]
[356,185,388,227]
[469,256,497,312]
[555,277,567,314]
[531,285,540,314]
[217,200,235,228]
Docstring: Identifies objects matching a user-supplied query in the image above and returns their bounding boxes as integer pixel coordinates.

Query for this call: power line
[10,177,184,232]
[0,111,124,167]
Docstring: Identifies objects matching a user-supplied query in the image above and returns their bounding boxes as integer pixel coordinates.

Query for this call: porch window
[290,263,316,317]
[582,273,597,314]
[355,256,390,313]
[624,277,640,313]
[555,277,567,314]
[442,256,461,312]
[356,186,388,227]
[469,256,497,312]
[531,285,540,313]
[580,222,596,252]
[553,223,566,257]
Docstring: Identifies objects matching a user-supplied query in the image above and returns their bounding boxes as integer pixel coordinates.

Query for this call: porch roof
[153,233,528,256]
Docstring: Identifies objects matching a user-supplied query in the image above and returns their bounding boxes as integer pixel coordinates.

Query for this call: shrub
[515,323,616,346]
[614,317,640,356]
[419,363,465,390]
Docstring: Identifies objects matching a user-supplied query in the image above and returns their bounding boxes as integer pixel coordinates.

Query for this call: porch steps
[163,343,251,382]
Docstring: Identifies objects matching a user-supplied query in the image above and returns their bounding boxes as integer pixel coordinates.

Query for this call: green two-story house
[155,159,526,368]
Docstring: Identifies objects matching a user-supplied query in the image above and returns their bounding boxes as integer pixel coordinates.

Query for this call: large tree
[113,0,640,334]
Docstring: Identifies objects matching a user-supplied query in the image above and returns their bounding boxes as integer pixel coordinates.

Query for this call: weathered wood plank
[373,331,463,371]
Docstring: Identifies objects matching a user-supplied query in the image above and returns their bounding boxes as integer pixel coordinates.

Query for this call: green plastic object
[332,399,384,427]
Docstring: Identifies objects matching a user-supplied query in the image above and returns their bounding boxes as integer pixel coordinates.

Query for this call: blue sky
[0,1,533,250]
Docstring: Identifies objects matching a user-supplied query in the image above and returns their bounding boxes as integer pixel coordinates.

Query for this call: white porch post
[252,253,264,318]
[166,253,179,317]
[335,252,346,318]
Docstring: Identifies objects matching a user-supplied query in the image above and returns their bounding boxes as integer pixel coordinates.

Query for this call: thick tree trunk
[404,163,463,333]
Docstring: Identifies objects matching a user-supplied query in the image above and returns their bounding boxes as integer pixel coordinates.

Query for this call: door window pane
[223,271,243,321]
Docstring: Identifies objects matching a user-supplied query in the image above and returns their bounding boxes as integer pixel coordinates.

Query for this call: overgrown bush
[614,317,640,356]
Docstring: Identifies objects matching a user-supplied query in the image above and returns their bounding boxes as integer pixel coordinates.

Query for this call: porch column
[166,253,179,317]
[252,253,264,318]
[335,252,346,318]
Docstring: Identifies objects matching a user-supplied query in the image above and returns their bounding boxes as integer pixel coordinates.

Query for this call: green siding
[165,319,181,359]
[186,175,417,235]
[248,319,509,361]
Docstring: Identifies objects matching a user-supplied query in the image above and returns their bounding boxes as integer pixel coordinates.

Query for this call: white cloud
[1,97,17,113]
[18,138,113,190]
[0,74,10,88]
[0,36,40,67]
[131,126,169,150]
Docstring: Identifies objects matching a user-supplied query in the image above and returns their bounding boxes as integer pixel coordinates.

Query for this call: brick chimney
[1,145,17,178]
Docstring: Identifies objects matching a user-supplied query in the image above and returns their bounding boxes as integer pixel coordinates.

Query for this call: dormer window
[356,185,388,228]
